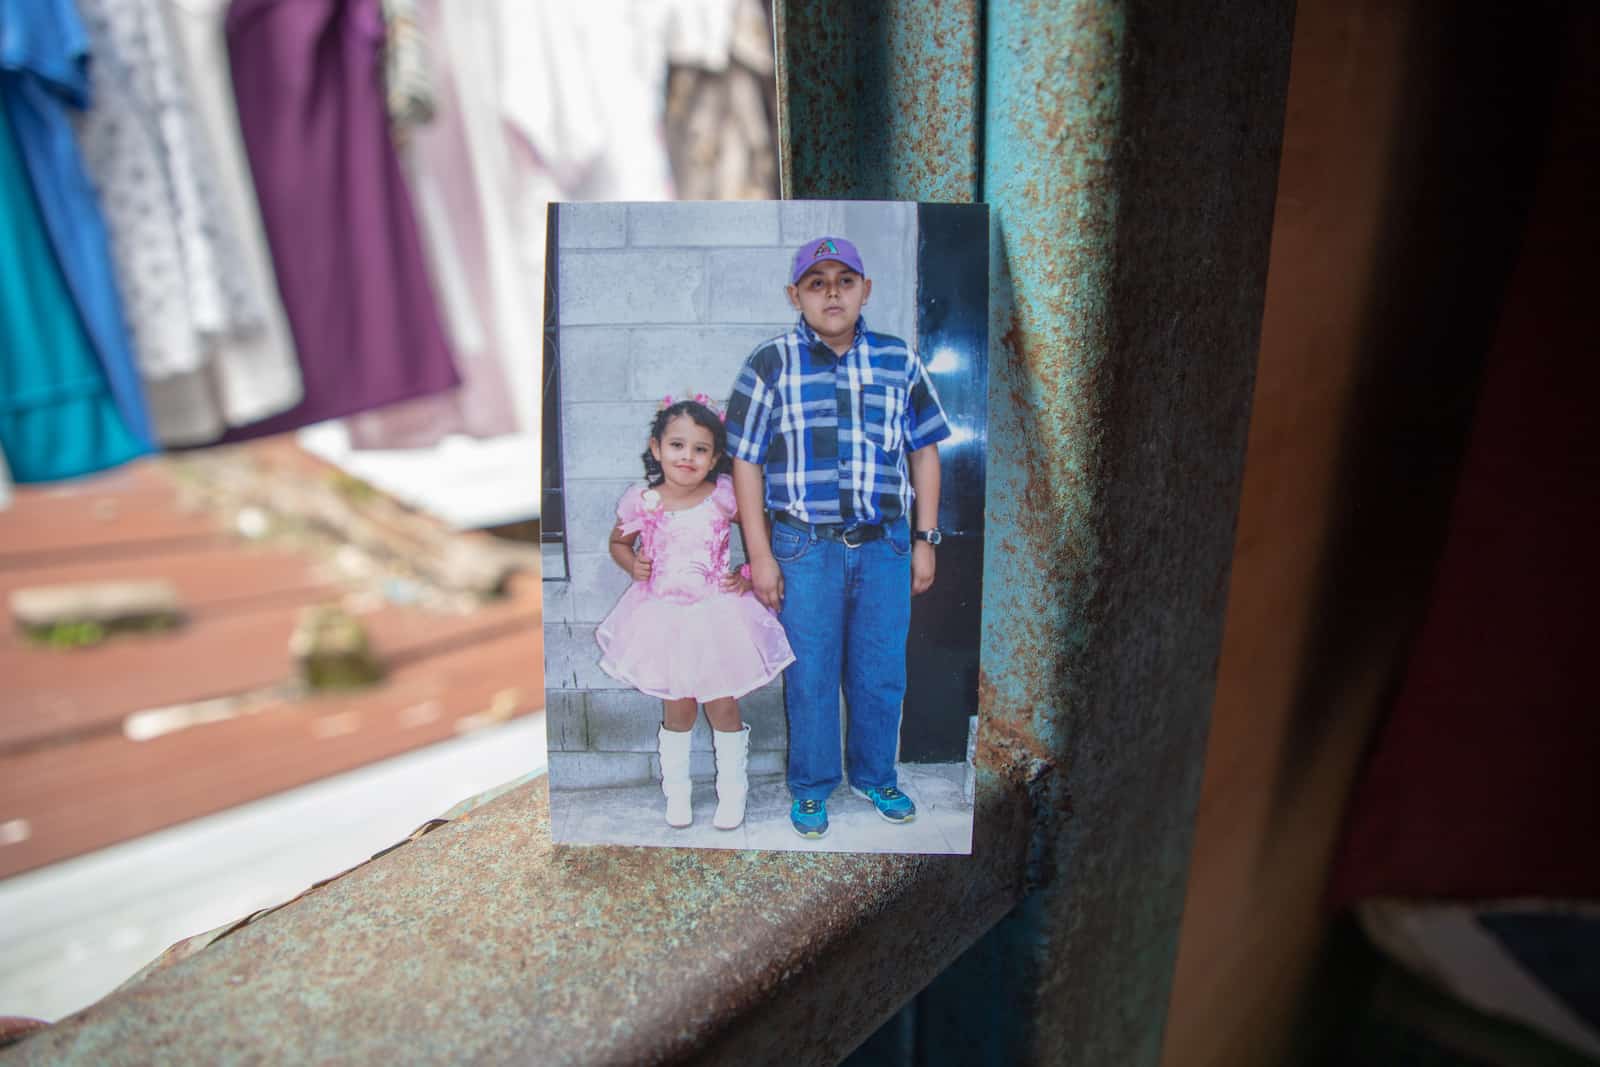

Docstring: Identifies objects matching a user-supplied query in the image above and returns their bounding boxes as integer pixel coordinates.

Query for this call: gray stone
[705,249,796,323]
[560,402,657,481]
[556,327,633,401]
[585,691,764,757]
[568,551,632,625]
[561,479,638,558]
[559,251,705,325]
[780,201,844,244]
[584,689,665,752]
[544,623,611,690]
[548,751,653,790]
[544,692,588,751]
[556,204,626,249]
[628,203,780,247]
[629,326,786,401]
[540,542,570,583]
[538,574,576,624]
[10,580,181,628]
[748,751,785,778]
[739,683,787,750]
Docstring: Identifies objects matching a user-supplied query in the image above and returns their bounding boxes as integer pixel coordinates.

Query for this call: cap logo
[813,239,839,258]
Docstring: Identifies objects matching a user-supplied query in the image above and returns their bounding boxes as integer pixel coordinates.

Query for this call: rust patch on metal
[777,0,980,201]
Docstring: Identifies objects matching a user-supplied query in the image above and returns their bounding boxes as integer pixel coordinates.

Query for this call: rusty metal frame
[2,3,1292,1063]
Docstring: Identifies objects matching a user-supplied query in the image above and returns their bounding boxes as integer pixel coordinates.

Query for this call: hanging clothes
[665,0,778,202]
[499,0,679,201]
[73,0,302,448]
[0,0,155,453]
[345,0,681,455]
[217,0,459,444]
[345,0,521,450]
[153,0,304,447]
[381,0,434,142]
[0,107,146,482]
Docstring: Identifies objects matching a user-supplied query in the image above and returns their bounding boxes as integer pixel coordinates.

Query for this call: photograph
[543,200,989,853]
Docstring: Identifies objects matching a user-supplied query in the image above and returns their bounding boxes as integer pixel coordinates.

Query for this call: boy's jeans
[772,516,911,801]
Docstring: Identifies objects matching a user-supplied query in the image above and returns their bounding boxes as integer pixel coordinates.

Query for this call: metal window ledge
[2,771,1039,1065]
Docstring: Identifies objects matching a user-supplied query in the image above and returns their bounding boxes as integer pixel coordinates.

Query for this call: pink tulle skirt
[596,586,795,702]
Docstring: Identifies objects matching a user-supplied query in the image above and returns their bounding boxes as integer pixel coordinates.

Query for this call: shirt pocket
[861,383,907,454]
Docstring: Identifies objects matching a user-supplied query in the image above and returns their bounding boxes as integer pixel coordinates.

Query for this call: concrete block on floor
[544,691,588,751]
[550,766,971,854]
[544,624,611,690]
[539,575,575,624]
[740,683,786,750]
[586,689,670,752]
[548,751,653,790]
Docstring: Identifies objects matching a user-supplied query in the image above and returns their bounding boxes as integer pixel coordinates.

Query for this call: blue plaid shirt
[724,316,951,526]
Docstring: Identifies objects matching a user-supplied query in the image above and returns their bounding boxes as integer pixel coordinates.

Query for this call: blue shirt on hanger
[0,105,145,481]
[0,0,155,452]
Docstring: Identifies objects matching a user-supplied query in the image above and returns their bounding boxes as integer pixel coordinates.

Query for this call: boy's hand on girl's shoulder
[750,556,784,613]
[912,542,936,596]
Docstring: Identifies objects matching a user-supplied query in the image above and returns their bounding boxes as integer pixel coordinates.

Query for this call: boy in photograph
[724,236,951,840]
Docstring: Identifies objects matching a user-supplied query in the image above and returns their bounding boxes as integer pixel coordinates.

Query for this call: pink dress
[596,475,794,702]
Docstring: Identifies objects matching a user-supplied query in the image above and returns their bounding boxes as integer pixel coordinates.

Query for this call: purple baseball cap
[790,236,865,284]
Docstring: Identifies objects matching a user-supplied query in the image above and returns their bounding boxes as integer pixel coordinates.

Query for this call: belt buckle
[841,526,870,548]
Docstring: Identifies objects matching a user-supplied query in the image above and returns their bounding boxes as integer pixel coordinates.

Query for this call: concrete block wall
[547,201,918,788]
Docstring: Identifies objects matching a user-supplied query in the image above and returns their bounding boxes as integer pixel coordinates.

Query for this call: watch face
[918,529,942,545]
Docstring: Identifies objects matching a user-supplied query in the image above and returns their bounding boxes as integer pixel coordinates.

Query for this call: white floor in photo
[551,762,973,854]
[0,714,547,1023]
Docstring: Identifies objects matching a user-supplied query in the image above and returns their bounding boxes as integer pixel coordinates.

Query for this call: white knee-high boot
[712,724,751,830]
[658,725,694,828]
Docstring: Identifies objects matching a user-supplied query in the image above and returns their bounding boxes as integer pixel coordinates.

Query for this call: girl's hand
[721,564,753,595]
[631,553,653,582]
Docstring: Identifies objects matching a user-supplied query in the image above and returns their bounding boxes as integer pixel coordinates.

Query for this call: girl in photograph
[596,396,795,831]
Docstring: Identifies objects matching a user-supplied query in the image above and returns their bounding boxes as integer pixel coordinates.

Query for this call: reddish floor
[0,443,543,879]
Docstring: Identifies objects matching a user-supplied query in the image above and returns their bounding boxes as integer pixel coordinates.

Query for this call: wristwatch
[913,528,943,546]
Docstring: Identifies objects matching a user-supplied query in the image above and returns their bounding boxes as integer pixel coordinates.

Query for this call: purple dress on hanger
[219,0,459,442]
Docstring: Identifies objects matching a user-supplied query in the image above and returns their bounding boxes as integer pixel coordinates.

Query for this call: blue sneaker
[790,798,829,838]
[852,785,917,824]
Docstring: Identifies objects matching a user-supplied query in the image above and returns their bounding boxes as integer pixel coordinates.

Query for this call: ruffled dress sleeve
[615,484,649,536]
[711,473,737,519]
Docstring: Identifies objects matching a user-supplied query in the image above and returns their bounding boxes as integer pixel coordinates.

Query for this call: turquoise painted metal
[786,0,1294,1061]
[778,0,981,201]
[0,3,1293,1064]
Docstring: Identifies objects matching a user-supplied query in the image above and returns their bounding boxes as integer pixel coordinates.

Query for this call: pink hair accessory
[658,391,726,420]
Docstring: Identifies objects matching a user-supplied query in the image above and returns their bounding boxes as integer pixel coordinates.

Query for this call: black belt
[773,512,886,547]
